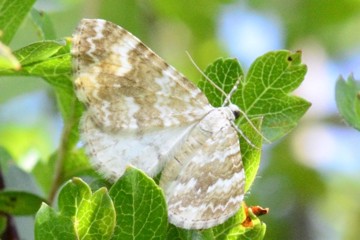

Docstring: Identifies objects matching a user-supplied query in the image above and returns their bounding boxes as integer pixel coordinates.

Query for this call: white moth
[72,19,246,229]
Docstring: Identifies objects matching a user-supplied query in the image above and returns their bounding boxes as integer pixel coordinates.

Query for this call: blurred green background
[1,0,360,239]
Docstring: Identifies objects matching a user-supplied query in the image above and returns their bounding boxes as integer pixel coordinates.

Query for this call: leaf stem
[48,93,78,203]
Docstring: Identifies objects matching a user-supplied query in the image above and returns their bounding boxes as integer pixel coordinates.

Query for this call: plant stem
[48,92,79,203]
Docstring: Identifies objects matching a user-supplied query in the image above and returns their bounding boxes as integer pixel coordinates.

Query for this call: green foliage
[0,44,309,240]
[198,58,244,108]
[237,51,309,141]
[0,3,311,239]
[109,168,168,239]
[1,40,72,80]
[336,75,360,130]
[35,178,116,240]
[239,119,263,192]
[198,52,310,142]
[0,0,36,44]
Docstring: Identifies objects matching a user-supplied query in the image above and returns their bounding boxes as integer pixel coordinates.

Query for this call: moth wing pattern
[72,18,212,133]
[160,108,245,229]
[81,111,197,181]
[72,19,214,179]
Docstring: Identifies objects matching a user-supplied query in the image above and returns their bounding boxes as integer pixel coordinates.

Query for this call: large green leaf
[35,203,76,240]
[199,51,310,142]
[109,167,168,240]
[35,178,116,240]
[236,50,310,141]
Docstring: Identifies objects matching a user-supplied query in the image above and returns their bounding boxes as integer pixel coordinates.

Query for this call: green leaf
[109,167,168,240]
[13,40,64,66]
[30,8,56,40]
[0,40,72,80]
[35,203,77,240]
[335,74,360,130]
[57,177,92,217]
[199,51,310,142]
[0,0,36,44]
[240,119,263,192]
[76,188,115,239]
[198,58,244,107]
[0,191,46,215]
[35,178,116,240]
[20,52,71,78]
[235,50,310,141]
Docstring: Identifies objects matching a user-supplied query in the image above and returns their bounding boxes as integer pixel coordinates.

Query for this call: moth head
[229,103,241,119]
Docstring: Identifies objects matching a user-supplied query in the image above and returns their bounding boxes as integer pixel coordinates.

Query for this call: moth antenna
[236,108,272,144]
[230,121,259,149]
[186,51,228,98]
[222,77,241,107]
[187,52,271,145]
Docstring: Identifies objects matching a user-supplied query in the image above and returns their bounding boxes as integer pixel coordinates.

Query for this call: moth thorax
[228,104,241,119]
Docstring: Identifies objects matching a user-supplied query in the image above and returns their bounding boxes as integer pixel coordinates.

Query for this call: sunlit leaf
[35,178,116,240]
[109,167,168,240]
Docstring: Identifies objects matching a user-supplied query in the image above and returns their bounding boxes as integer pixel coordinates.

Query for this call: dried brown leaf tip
[241,204,269,228]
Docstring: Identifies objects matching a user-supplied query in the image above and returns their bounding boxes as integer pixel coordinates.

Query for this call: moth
[72,18,247,229]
